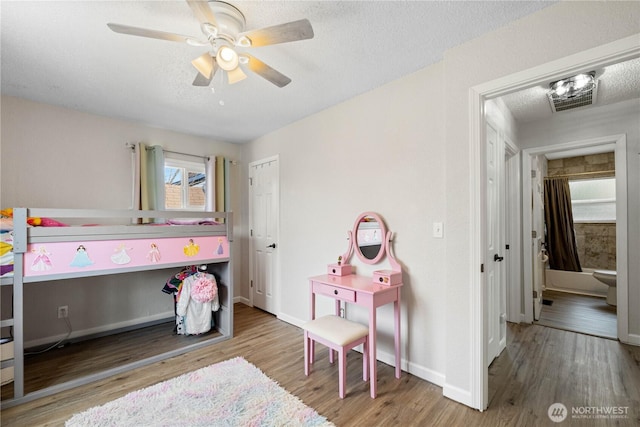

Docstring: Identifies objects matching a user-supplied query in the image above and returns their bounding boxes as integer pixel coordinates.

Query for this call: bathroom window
[569,177,616,222]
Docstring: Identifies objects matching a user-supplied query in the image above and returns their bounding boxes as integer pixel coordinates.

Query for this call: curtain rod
[544,170,615,179]
[126,143,237,164]
[161,149,209,161]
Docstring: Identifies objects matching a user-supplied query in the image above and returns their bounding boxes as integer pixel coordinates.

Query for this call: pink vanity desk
[308,211,403,399]
[308,274,402,398]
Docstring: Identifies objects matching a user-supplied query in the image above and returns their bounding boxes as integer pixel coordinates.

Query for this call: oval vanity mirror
[353,212,387,264]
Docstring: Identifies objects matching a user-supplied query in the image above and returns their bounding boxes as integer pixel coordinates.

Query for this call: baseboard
[24,311,175,350]
[621,332,640,346]
[381,350,445,387]
[277,312,305,328]
[443,383,474,408]
[233,296,250,305]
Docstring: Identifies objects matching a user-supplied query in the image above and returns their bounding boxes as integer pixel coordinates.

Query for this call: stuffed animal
[0,208,67,226]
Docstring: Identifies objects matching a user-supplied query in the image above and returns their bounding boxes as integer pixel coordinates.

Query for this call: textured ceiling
[1,1,563,143]
[499,57,640,123]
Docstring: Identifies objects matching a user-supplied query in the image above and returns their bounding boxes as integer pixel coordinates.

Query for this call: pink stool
[302,315,369,398]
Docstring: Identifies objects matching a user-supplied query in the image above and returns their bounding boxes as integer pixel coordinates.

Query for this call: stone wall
[574,223,616,270]
[547,152,616,270]
[547,152,615,178]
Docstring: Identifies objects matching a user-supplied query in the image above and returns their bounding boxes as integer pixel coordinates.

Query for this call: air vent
[547,72,598,113]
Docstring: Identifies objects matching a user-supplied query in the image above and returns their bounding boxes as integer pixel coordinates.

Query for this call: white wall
[0,96,243,345]
[242,62,449,383]
[519,99,640,337]
[240,1,640,409]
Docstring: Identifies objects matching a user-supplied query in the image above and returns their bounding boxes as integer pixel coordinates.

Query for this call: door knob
[267,243,277,249]
[494,253,504,262]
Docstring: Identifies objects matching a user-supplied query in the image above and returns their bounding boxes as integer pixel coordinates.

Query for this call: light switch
[433,222,444,238]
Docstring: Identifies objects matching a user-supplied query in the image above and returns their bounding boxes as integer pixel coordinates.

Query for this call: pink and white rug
[66,357,333,426]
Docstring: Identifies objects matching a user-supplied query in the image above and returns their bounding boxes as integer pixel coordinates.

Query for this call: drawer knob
[334,290,338,295]
[332,268,336,273]
[379,277,384,282]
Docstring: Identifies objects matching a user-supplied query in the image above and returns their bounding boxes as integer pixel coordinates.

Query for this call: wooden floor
[537,290,617,339]
[2,303,639,426]
[1,321,221,400]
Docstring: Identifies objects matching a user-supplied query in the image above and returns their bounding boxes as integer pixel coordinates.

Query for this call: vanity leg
[310,287,316,363]
[369,308,377,399]
[394,292,401,379]
[310,286,316,320]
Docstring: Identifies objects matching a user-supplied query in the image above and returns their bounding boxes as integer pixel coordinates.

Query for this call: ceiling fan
[107,0,314,88]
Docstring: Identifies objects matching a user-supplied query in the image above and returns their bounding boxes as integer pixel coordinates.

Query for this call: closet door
[249,156,279,315]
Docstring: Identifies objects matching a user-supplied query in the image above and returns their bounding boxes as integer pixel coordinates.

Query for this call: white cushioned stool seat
[302,315,369,398]
[303,315,369,346]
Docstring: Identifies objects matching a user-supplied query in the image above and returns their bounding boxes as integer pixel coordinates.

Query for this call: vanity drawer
[314,282,356,303]
[327,263,353,276]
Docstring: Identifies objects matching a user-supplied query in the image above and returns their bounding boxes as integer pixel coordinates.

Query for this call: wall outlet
[57,305,68,319]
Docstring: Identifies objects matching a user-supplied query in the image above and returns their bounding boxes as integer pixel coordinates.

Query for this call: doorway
[469,35,638,411]
[522,136,626,340]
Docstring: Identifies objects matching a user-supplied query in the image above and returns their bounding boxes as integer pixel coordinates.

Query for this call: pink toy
[191,276,217,303]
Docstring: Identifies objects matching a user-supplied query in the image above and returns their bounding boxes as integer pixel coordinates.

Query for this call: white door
[249,157,279,314]
[531,156,545,320]
[486,123,506,365]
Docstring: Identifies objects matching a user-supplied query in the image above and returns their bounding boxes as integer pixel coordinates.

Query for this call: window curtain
[204,156,216,212]
[216,156,226,213]
[204,155,229,222]
[543,177,582,272]
[135,143,165,223]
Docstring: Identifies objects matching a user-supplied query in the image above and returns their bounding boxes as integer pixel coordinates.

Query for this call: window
[569,177,615,222]
[164,158,206,211]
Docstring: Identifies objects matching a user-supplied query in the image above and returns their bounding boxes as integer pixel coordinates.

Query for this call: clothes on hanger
[176,271,218,335]
[163,265,220,335]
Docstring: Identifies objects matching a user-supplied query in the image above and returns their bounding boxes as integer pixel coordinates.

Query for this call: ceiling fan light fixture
[191,52,214,79]
[201,23,218,40]
[216,46,239,71]
[227,66,247,84]
[186,37,207,47]
[107,0,314,89]
[237,35,251,47]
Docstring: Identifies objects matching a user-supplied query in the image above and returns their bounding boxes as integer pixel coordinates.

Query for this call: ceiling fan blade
[243,54,291,88]
[193,71,213,87]
[186,0,218,27]
[191,53,215,79]
[107,23,203,44]
[227,67,247,85]
[239,19,314,47]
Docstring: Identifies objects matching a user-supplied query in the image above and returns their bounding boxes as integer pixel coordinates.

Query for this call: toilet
[593,270,617,306]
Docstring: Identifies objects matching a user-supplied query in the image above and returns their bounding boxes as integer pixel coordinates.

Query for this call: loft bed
[0,208,234,408]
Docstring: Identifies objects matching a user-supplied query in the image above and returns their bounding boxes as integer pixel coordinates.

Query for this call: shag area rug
[66,357,334,427]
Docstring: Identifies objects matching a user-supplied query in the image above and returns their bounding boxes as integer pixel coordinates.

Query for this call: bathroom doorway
[522,134,628,340]
[536,153,617,339]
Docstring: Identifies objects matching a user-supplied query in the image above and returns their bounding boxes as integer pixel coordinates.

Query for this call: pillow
[39,217,69,227]
[167,218,219,225]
